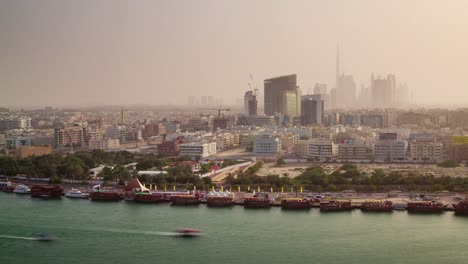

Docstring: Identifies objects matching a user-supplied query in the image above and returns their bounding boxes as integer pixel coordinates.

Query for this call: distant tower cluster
[333,48,357,109]
[186,96,221,106]
[371,73,396,108]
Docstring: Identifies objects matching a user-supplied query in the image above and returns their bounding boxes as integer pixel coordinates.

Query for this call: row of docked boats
[2,180,468,215]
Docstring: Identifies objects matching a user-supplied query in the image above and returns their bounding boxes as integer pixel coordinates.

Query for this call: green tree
[276,157,286,167]
[437,160,459,168]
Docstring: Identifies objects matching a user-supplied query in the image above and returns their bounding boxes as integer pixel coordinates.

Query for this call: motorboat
[0,180,12,190]
[64,188,90,199]
[175,228,202,237]
[35,233,56,242]
[13,184,31,194]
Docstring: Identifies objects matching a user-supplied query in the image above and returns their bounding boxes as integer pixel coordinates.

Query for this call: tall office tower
[264,74,301,118]
[314,83,329,109]
[395,82,410,106]
[357,84,372,107]
[119,106,125,125]
[329,88,337,109]
[244,91,258,116]
[301,94,324,125]
[313,83,327,95]
[335,48,356,108]
[371,73,396,108]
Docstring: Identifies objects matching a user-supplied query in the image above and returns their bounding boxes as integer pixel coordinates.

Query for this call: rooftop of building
[264,74,297,82]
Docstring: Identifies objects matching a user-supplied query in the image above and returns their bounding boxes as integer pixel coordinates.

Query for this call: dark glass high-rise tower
[263,74,300,117]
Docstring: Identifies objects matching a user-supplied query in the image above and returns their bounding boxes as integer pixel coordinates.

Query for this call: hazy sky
[1,0,468,107]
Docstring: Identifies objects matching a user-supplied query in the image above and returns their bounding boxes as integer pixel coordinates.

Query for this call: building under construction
[244,91,258,116]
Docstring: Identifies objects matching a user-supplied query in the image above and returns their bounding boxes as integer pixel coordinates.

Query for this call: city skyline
[2,0,468,108]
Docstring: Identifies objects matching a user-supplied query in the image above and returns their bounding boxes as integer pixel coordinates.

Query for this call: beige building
[410,141,443,162]
[338,144,373,160]
[280,133,299,153]
[215,132,239,151]
[88,137,120,151]
[294,139,336,160]
[239,133,257,147]
[294,140,311,157]
[15,145,53,158]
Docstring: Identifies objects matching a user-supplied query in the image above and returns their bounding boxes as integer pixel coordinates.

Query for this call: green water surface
[1,193,467,264]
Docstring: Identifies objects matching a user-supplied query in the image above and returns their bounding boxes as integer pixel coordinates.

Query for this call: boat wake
[78,227,201,237]
[0,235,39,240]
[80,227,179,236]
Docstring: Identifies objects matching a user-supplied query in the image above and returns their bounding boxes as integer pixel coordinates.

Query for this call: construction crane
[249,74,259,95]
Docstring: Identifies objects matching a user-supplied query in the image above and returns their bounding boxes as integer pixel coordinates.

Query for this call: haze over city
[2,0,468,108]
[5,2,468,264]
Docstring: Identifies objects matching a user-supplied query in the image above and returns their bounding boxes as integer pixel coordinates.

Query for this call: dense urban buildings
[0,52,466,166]
[371,74,396,108]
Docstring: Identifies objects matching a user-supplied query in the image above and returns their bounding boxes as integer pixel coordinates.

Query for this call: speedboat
[64,189,90,199]
[175,228,202,237]
[35,233,56,242]
[13,184,31,194]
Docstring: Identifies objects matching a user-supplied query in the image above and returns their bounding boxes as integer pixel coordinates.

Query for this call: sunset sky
[1,0,468,107]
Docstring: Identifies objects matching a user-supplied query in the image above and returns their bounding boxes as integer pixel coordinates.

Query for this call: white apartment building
[179,141,217,158]
[308,140,336,160]
[294,139,336,160]
[253,135,281,155]
[374,140,407,161]
[410,141,443,162]
[88,137,120,151]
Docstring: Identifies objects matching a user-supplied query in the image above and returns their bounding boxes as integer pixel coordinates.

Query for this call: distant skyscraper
[395,82,410,106]
[314,83,327,95]
[244,91,258,116]
[329,88,337,109]
[371,73,396,108]
[301,94,324,125]
[335,48,356,108]
[264,74,301,118]
[313,83,329,109]
[357,84,372,107]
[120,106,125,125]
